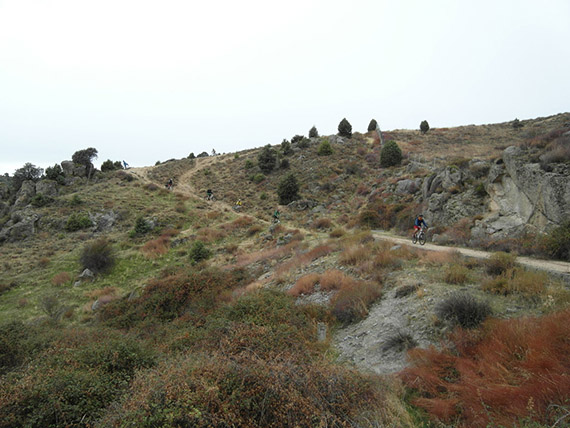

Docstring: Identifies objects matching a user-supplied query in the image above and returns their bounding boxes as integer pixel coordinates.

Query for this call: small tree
[101,160,122,172]
[512,118,524,129]
[318,139,333,156]
[367,119,378,132]
[291,135,304,144]
[277,173,300,205]
[197,152,209,158]
[189,241,211,264]
[188,152,196,159]
[420,120,430,134]
[44,164,64,181]
[13,163,43,191]
[380,140,403,167]
[338,118,352,138]
[281,139,292,156]
[72,148,98,177]
[309,126,319,138]
[258,144,277,174]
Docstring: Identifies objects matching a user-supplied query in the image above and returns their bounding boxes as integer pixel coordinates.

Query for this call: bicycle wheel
[418,232,426,245]
[412,233,417,244]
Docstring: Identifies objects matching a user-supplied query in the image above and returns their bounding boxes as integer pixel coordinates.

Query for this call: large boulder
[0,209,39,242]
[487,146,570,229]
[13,181,36,208]
[36,180,58,197]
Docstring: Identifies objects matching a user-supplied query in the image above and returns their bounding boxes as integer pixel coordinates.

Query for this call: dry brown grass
[288,273,321,296]
[419,249,461,266]
[339,245,371,266]
[329,228,345,238]
[141,236,170,258]
[312,217,333,230]
[84,286,118,299]
[51,272,71,286]
[320,269,355,291]
[197,227,227,243]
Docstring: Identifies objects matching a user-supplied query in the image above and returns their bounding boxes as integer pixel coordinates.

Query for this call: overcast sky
[1,0,569,175]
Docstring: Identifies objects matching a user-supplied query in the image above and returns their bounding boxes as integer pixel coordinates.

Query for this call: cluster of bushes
[65,212,92,231]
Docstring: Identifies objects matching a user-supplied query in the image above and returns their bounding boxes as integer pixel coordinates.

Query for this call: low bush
[141,236,170,259]
[31,193,53,207]
[317,139,333,155]
[312,217,333,230]
[80,238,115,275]
[320,269,355,291]
[329,228,345,238]
[51,272,71,286]
[394,284,419,298]
[65,212,92,232]
[401,309,570,427]
[443,264,470,284]
[435,293,492,329]
[482,267,548,299]
[132,216,152,236]
[189,240,211,264]
[382,331,417,352]
[331,280,382,324]
[542,220,570,261]
[485,251,517,275]
[288,273,320,296]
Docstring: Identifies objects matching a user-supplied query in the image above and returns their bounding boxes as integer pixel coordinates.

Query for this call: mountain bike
[205,194,216,202]
[412,226,427,245]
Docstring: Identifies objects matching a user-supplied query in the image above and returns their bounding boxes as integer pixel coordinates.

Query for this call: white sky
[1,0,569,175]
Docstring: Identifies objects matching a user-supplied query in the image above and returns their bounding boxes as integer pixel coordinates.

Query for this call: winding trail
[372,230,570,279]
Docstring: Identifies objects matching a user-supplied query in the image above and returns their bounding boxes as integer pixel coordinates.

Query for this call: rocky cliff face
[416,145,569,241]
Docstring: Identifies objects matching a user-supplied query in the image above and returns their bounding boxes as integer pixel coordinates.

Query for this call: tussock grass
[401,309,570,427]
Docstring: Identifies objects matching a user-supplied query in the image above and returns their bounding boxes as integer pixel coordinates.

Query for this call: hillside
[0,114,569,427]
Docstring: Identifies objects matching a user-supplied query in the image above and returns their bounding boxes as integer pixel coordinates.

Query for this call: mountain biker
[272,209,280,223]
[206,189,214,200]
[166,178,173,189]
[234,199,242,210]
[414,214,428,237]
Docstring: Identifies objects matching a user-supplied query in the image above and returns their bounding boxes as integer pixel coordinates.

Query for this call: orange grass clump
[141,236,170,259]
[400,309,570,427]
[287,273,321,296]
[319,269,355,291]
[51,272,71,286]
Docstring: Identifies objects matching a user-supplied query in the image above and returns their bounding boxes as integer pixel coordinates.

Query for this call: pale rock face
[36,180,58,197]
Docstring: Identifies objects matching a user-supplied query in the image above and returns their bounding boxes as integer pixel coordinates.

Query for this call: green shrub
[309,126,319,138]
[31,193,53,207]
[250,173,265,184]
[485,251,517,275]
[281,139,292,155]
[444,264,470,284]
[13,163,43,191]
[244,159,254,169]
[189,240,211,264]
[44,164,65,183]
[298,138,310,149]
[65,212,92,231]
[436,293,492,328]
[277,173,300,205]
[368,119,378,132]
[70,194,83,206]
[100,159,122,172]
[133,216,152,235]
[291,135,304,144]
[188,152,195,159]
[80,238,115,274]
[280,158,290,169]
[420,120,430,134]
[543,220,570,261]
[380,140,402,167]
[317,139,333,156]
[358,209,382,228]
[258,144,277,174]
[338,118,352,138]
[512,118,523,129]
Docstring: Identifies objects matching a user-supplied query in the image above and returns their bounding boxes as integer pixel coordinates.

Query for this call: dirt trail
[372,230,570,279]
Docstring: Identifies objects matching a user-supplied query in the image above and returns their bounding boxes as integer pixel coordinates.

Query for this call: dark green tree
[380,140,403,167]
[309,126,319,138]
[72,148,98,170]
[45,164,65,184]
[291,135,304,144]
[338,118,352,138]
[258,144,277,174]
[100,160,122,172]
[281,139,292,155]
[512,118,524,129]
[13,163,43,191]
[188,152,196,159]
[420,120,430,134]
[277,173,300,205]
[367,119,378,132]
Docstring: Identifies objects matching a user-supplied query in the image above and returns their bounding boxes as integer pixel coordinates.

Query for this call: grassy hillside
[0,114,569,427]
